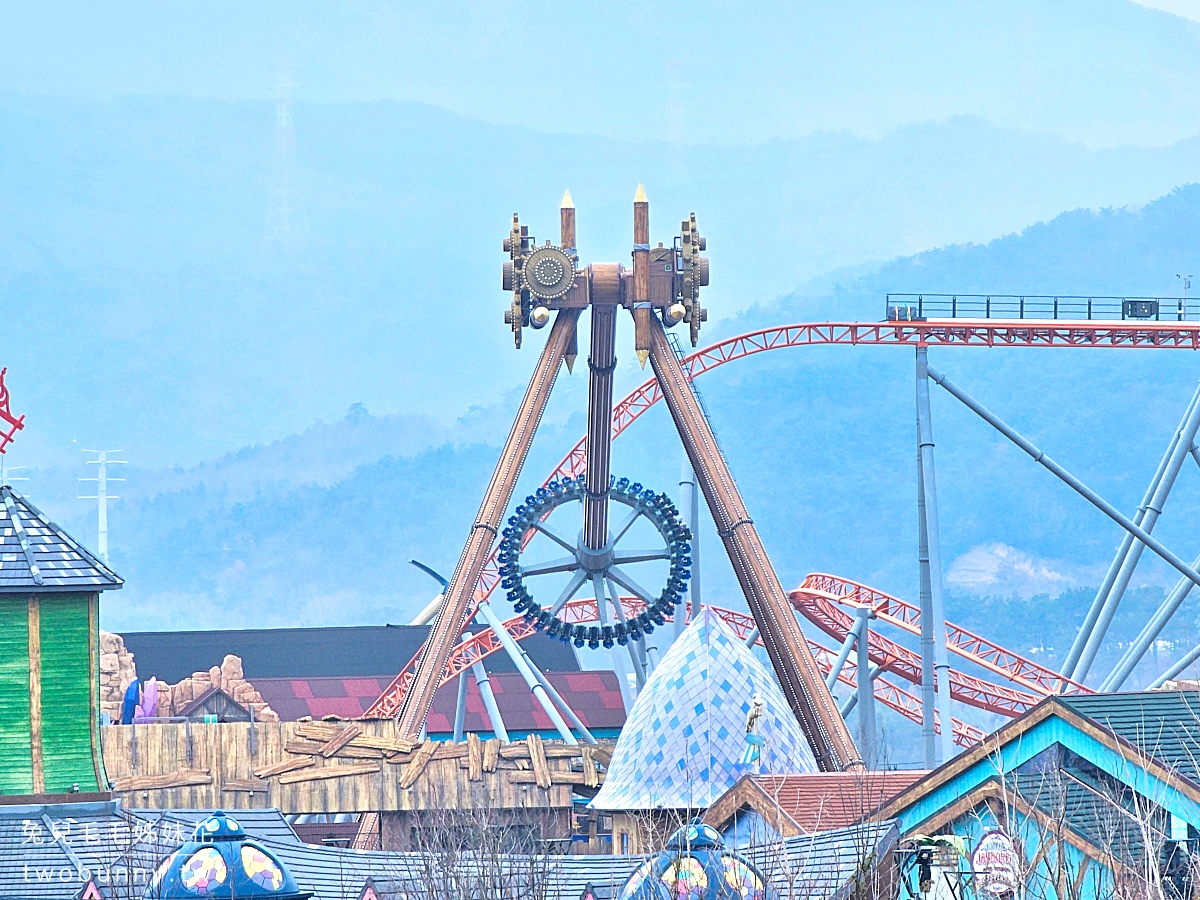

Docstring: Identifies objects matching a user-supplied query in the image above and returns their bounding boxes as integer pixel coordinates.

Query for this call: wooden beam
[278,763,381,786]
[222,779,270,793]
[510,771,605,786]
[399,740,438,789]
[467,734,482,782]
[483,739,500,772]
[112,769,212,792]
[253,757,314,779]
[27,595,43,795]
[319,725,363,758]
[527,735,551,789]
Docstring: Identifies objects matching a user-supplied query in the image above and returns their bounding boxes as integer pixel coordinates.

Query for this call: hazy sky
[4,1,1200,148]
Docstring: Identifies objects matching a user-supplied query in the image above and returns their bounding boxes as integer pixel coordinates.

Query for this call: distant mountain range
[4,93,1200,697]
[6,183,1194,700]
[2,94,1200,471]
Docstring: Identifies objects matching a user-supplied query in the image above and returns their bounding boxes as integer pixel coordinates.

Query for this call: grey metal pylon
[855,605,878,767]
[925,365,1200,598]
[474,602,580,744]
[825,613,869,690]
[917,438,937,769]
[916,347,954,766]
[1060,396,1190,678]
[1105,549,1200,691]
[1149,642,1200,689]
[470,657,509,742]
[1072,381,1200,682]
[453,633,471,742]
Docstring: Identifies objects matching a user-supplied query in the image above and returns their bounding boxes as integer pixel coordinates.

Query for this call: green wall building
[0,485,122,797]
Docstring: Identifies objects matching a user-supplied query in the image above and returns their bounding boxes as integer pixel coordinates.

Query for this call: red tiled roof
[705,771,929,835]
[252,671,627,732]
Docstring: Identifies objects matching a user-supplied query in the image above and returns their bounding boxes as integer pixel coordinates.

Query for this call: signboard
[972,829,1020,896]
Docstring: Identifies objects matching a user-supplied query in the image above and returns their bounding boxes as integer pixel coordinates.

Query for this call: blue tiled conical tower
[592,607,816,811]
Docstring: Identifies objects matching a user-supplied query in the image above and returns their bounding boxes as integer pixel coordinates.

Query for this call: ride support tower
[394,188,860,772]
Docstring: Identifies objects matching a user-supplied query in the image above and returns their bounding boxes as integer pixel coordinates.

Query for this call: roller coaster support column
[840,664,881,716]
[917,444,937,769]
[396,308,581,739]
[1104,547,1200,691]
[856,606,878,767]
[475,602,582,744]
[1149,642,1200,689]
[916,348,955,766]
[648,315,860,771]
[1062,393,1193,677]
[679,454,702,635]
[1075,381,1200,682]
[471,657,509,742]
[927,367,1200,605]
[825,613,868,690]
[453,632,471,742]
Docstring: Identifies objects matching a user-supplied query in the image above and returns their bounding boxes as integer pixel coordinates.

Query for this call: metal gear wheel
[496,475,692,649]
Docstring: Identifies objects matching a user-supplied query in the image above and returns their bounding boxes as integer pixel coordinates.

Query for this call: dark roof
[1007,770,1164,866]
[0,486,122,592]
[261,821,899,900]
[251,670,627,732]
[119,625,581,683]
[150,808,301,845]
[0,802,298,899]
[1059,691,1200,784]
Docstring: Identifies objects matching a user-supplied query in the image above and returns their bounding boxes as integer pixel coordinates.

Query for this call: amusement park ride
[367,187,1200,773]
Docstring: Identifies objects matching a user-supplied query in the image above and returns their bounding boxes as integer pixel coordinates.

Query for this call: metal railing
[886,294,1195,323]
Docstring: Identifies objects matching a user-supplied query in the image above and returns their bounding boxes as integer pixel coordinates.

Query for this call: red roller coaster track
[791,574,1090,698]
[421,593,986,749]
[366,318,1200,719]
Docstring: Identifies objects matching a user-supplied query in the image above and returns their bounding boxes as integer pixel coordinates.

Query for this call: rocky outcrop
[99,631,138,722]
[162,654,279,722]
[98,632,278,722]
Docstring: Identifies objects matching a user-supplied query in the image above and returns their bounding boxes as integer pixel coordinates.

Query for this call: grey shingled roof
[0,800,890,900]
[0,486,122,593]
[1059,691,1200,784]
[0,801,299,899]
[265,821,898,900]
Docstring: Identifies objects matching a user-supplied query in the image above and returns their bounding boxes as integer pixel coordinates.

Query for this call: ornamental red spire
[0,367,25,453]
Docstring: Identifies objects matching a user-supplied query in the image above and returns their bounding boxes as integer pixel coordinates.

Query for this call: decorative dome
[146,812,311,899]
[591,607,817,811]
[617,820,772,900]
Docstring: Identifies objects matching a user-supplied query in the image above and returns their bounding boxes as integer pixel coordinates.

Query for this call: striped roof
[0,486,122,592]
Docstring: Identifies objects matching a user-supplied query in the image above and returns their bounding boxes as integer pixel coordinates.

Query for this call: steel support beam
[679,454,702,635]
[470,658,509,742]
[1072,384,1200,681]
[856,606,878,767]
[513,640,599,745]
[926,365,1200,597]
[917,439,937,769]
[825,614,868,690]
[475,602,579,744]
[1104,550,1200,691]
[648,314,860,771]
[396,309,581,738]
[1149,643,1200,689]
[916,348,955,766]
[453,632,471,742]
[839,664,881,717]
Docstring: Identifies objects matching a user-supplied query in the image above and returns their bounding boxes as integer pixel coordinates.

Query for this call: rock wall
[99,630,138,722]
[98,631,278,722]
